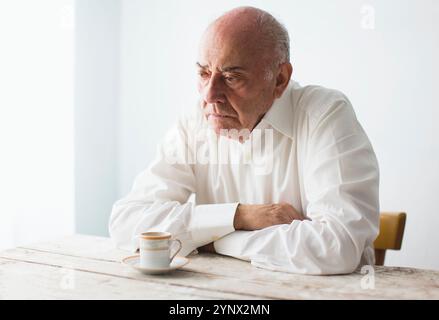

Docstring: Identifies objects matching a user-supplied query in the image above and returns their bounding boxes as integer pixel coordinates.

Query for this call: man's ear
[274,62,293,98]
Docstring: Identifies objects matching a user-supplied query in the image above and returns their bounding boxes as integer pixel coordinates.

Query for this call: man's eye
[198,71,210,79]
[224,76,237,83]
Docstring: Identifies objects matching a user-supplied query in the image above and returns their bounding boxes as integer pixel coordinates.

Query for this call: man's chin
[207,120,230,134]
[208,124,228,136]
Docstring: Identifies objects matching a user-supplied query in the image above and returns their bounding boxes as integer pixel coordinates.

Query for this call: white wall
[74,0,120,236]
[0,0,75,249]
[117,0,439,270]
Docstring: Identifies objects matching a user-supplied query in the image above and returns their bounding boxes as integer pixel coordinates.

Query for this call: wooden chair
[374,212,407,265]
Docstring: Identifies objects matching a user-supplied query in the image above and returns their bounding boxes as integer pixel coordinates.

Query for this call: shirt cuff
[213,230,251,260]
[190,202,239,245]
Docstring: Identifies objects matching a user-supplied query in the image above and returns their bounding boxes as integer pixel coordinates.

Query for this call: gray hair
[255,10,291,66]
[210,6,291,79]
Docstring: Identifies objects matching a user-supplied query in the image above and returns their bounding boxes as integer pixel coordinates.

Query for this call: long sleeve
[109,116,239,256]
[214,98,380,275]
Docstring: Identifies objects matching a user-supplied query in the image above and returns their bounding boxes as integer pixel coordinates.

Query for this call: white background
[0,0,75,249]
[2,0,439,271]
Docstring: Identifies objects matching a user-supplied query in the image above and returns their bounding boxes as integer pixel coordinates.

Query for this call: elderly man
[109,7,379,275]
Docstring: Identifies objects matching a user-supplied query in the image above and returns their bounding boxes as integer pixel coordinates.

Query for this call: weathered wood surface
[0,234,438,299]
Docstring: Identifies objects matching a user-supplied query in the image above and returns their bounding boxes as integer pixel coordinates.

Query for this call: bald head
[203,7,290,67]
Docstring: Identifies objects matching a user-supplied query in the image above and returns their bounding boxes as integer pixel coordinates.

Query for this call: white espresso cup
[138,232,182,269]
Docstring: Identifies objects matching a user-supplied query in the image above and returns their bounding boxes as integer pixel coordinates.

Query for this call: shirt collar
[261,80,295,139]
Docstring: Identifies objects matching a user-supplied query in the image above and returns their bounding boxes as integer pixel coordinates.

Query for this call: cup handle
[170,239,182,261]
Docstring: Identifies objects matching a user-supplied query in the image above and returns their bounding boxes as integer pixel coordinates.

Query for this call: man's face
[197,23,277,136]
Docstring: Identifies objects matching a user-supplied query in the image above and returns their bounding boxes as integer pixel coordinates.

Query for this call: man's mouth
[208,113,234,119]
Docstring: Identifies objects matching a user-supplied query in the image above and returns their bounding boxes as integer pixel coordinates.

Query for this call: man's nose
[202,74,226,104]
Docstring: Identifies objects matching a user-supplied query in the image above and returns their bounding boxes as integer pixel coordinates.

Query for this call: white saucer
[122,255,189,275]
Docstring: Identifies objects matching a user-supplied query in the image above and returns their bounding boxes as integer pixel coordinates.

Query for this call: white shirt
[109,80,380,275]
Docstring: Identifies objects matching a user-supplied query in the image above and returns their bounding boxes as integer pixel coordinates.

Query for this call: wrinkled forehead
[198,20,270,69]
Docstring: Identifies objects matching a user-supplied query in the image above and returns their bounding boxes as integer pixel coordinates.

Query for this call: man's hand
[197,242,216,254]
[233,203,308,231]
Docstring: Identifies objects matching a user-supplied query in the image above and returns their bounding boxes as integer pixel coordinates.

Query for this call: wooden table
[0,234,438,299]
